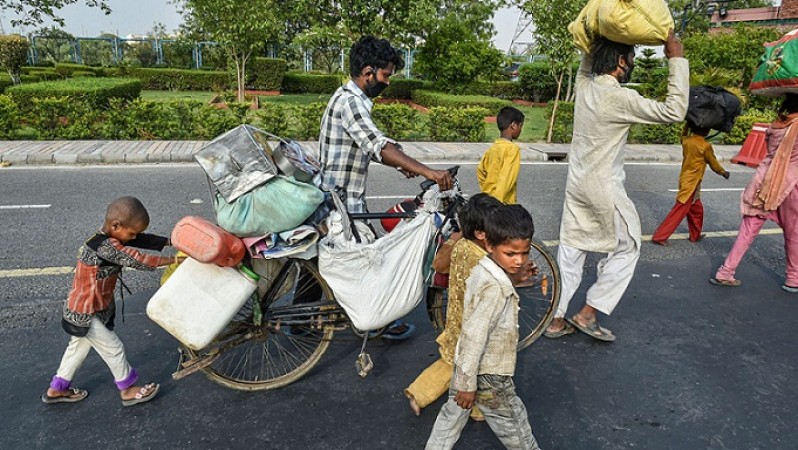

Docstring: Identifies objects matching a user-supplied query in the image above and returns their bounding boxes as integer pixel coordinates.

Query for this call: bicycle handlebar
[419,165,460,192]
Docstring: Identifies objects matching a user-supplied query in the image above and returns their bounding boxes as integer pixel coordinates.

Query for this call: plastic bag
[569,0,673,53]
[318,212,437,331]
[686,86,742,132]
[215,176,325,237]
[318,190,444,331]
[750,28,798,97]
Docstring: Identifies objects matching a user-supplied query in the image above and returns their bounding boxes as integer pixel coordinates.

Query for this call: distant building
[709,0,798,30]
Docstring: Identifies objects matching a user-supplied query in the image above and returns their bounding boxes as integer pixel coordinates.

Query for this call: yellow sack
[569,0,601,54]
[569,0,674,53]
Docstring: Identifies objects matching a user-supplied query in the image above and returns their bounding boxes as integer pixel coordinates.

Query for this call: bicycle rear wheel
[425,238,560,351]
[184,259,339,390]
[516,238,561,350]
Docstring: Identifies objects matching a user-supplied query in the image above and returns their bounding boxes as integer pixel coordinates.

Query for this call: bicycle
[172,166,561,390]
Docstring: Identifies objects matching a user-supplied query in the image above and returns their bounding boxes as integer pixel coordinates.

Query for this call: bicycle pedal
[355,351,373,378]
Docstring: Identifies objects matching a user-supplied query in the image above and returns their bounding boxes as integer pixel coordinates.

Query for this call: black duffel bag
[686,86,742,132]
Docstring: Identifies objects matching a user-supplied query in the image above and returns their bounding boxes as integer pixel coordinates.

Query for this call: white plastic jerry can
[147,257,259,350]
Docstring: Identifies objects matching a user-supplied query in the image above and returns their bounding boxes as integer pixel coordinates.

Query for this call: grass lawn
[483,105,548,143]
[259,94,331,106]
[140,90,215,102]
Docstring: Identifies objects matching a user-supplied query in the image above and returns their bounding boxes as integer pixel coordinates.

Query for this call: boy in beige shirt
[425,204,541,450]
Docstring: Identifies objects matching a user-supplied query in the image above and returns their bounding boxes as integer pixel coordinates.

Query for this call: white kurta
[559,54,689,253]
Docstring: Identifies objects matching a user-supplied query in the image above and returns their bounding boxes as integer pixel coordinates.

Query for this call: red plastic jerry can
[171,216,245,267]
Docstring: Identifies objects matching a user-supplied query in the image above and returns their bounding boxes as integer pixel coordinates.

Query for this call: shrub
[628,123,683,144]
[382,78,429,99]
[372,103,418,140]
[0,76,12,93]
[121,67,232,91]
[54,63,102,77]
[22,97,97,139]
[721,108,778,145]
[291,102,327,140]
[98,98,203,140]
[281,72,341,94]
[192,106,241,140]
[253,102,289,136]
[546,101,574,144]
[247,57,287,91]
[466,81,526,100]
[412,90,510,115]
[0,94,19,138]
[6,77,142,111]
[0,34,30,84]
[519,63,557,103]
[72,71,96,78]
[428,106,488,142]
[27,69,61,82]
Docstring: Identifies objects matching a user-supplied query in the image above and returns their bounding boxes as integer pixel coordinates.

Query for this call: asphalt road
[1,162,796,450]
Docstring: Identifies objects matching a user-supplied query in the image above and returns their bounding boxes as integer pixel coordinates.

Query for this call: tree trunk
[7,68,21,85]
[565,64,574,102]
[546,69,566,144]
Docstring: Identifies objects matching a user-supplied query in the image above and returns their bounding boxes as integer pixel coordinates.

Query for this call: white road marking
[1,229,784,279]
[0,204,51,210]
[539,228,783,248]
[366,195,414,200]
[0,267,74,278]
[667,188,743,192]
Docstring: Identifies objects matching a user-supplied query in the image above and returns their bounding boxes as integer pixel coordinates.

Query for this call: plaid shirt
[62,232,172,332]
[452,256,520,392]
[319,80,399,213]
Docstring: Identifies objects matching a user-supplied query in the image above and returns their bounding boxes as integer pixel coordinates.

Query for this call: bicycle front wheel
[516,238,561,350]
[185,259,338,391]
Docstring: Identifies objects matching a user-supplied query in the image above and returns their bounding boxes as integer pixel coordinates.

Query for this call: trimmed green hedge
[428,106,488,142]
[247,57,287,91]
[120,67,232,91]
[0,76,12,93]
[465,81,526,100]
[54,63,105,77]
[721,108,778,145]
[382,78,430,99]
[412,90,511,115]
[6,77,142,110]
[373,103,418,140]
[27,69,61,81]
[291,102,328,139]
[253,102,289,136]
[0,94,18,138]
[628,123,683,144]
[281,72,341,94]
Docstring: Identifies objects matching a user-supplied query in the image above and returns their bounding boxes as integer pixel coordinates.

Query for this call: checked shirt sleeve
[340,96,396,162]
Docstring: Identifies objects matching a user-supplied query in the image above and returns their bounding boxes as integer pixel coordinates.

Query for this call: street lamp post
[681,1,732,33]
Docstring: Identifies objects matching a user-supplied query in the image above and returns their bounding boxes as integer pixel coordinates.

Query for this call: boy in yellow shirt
[477,106,525,204]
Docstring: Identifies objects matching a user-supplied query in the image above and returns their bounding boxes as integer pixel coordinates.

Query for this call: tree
[414,13,504,89]
[671,0,774,34]
[3,0,110,28]
[0,34,30,84]
[522,0,584,142]
[177,0,280,102]
[32,26,75,64]
[683,24,781,88]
